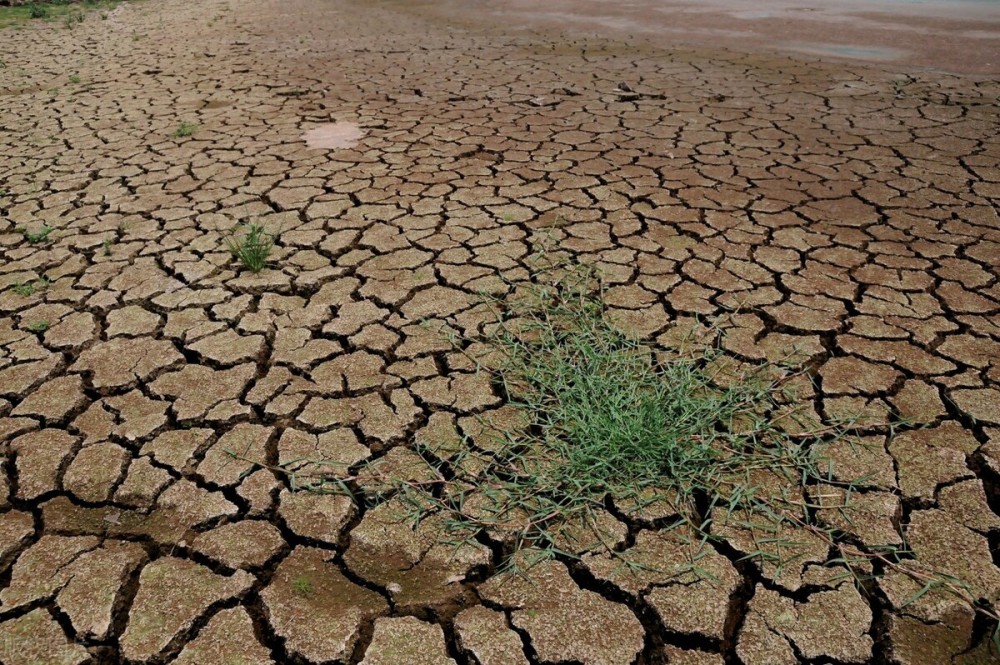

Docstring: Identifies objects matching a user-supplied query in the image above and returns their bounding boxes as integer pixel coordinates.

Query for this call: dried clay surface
[0,0,998,664]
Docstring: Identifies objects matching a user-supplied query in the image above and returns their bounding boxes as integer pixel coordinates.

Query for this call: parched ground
[1,0,999,663]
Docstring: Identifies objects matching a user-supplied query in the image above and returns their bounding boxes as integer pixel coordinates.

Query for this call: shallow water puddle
[302,122,364,149]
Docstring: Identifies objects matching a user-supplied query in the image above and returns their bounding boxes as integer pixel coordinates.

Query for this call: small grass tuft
[28,4,49,19]
[291,576,313,596]
[18,224,54,244]
[12,277,50,297]
[68,74,81,84]
[25,320,49,333]
[225,222,274,273]
[171,121,198,138]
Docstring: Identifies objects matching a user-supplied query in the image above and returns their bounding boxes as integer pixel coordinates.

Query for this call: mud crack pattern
[0,0,999,663]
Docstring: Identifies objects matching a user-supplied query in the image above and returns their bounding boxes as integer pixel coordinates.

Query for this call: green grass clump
[377,262,831,559]
[25,320,48,332]
[225,222,274,273]
[28,4,49,19]
[171,121,197,138]
[291,576,313,596]
[18,224,53,244]
[12,277,50,297]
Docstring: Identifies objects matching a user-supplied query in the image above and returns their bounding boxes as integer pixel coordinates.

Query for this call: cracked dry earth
[0,0,999,664]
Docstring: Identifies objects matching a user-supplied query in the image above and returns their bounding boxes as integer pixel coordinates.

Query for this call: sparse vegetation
[18,224,54,244]
[0,1,120,29]
[381,262,836,560]
[225,222,274,273]
[68,74,81,84]
[291,576,313,596]
[171,121,198,138]
[25,320,49,333]
[102,236,114,256]
[12,277,50,297]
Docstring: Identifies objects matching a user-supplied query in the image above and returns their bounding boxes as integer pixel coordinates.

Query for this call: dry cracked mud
[0,0,999,663]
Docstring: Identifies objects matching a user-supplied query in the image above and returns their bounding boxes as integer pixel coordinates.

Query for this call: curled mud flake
[55,540,147,641]
[0,534,99,611]
[121,557,253,662]
[173,606,274,665]
[192,520,286,569]
[11,374,87,421]
[888,420,978,501]
[583,527,739,641]
[479,554,645,665]
[261,546,388,663]
[454,606,530,665]
[302,121,365,150]
[277,488,355,545]
[0,608,89,665]
[360,616,457,665]
[736,582,873,664]
[11,428,78,501]
[71,337,184,390]
[63,441,129,503]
